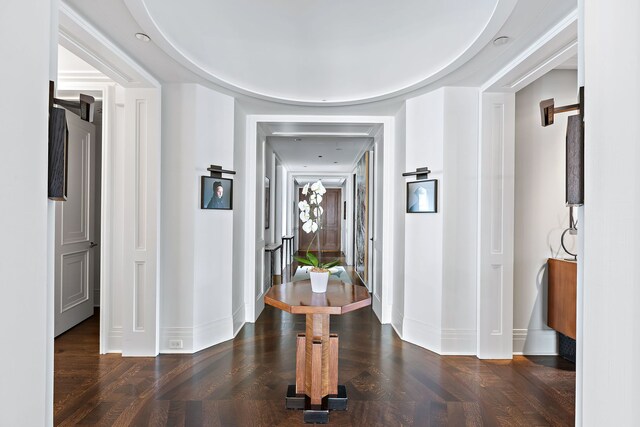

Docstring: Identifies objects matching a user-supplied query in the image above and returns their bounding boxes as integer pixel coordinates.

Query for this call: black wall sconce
[540,87,584,210]
[402,166,431,180]
[207,164,236,178]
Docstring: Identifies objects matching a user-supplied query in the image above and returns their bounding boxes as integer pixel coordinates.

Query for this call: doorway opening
[243,117,394,324]
[54,45,112,343]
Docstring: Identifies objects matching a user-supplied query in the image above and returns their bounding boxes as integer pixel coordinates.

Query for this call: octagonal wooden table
[265,280,371,424]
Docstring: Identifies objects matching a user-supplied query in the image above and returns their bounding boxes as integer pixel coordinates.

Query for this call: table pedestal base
[286,384,348,424]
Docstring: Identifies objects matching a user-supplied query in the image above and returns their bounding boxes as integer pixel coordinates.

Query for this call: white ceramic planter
[309,270,330,293]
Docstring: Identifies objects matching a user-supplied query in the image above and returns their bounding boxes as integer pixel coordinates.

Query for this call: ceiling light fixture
[318,155,323,158]
[492,36,509,46]
[135,33,151,42]
[294,138,302,142]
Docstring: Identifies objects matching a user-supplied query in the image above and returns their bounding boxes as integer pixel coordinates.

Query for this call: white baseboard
[441,329,477,355]
[391,310,404,337]
[372,292,382,322]
[160,326,194,354]
[513,328,558,355]
[107,327,122,353]
[193,317,234,353]
[255,289,266,320]
[402,317,442,354]
[232,304,245,337]
[160,316,235,354]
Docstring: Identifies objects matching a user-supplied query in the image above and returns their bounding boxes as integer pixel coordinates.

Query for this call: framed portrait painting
[201,176,233,210]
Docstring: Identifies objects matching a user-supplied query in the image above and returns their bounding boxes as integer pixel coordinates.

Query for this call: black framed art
[201,176,233,210]
[406,179,437,213]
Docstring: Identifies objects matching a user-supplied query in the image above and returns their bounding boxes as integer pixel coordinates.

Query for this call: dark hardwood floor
[55,255,575,426]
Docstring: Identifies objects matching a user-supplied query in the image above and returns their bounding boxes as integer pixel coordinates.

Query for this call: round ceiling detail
[128,0,515,105]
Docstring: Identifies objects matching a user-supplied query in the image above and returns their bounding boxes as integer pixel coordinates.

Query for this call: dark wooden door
[298,187,341,253]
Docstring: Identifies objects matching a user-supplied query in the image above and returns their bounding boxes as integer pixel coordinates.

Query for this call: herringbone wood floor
[55,257,575,426]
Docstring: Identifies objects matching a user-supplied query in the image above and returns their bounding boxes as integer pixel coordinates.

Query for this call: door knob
[89,241,98,248]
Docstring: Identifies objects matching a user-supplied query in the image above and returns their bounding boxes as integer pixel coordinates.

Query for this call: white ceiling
[62,0,577,105]
[264,122,378,174]
[555,55,578,70]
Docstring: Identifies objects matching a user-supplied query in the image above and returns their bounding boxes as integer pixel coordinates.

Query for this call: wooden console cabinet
[547,258,577,339]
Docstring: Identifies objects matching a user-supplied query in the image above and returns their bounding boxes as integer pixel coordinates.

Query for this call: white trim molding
[402,317,442,355]
[513,329,558,355]
[441,329,477,356]
[232,305,245,337]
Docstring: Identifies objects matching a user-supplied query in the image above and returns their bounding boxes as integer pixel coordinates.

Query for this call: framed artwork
[201,176,233,210]
[354,152,369,284]
[406,179,437,213]
[265,176,270,229]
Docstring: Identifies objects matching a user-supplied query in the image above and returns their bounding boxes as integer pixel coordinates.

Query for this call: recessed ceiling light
[318,155,323,158]
[336,148,343,151]
[135,33,151,42]
[303,165,307,168]
[493,36,509,46]
[294,138,302,142]
[333,161,338,164]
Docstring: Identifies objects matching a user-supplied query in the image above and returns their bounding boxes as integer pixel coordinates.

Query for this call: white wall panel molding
[60,251,89,312]
[133,261,146,331]
[477,92,515,359]
[135,100,148,251]
[512,329,557,356]
[61,126,90,245]
[123,88,160,357]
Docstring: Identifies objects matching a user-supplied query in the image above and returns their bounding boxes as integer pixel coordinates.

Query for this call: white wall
[161,84,235,353]
[582,0,640,424]
[514,70,578,355]
[392,104,407,335]
[0,1,53,425]
[232,102,247,333]
[403,89,445,352]
[402,87,479,354]
[441,87,479,354]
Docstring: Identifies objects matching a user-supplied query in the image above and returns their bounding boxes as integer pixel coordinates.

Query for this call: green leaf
[321,259,340,269]
[307,252,319,267]
[294,256,314,266]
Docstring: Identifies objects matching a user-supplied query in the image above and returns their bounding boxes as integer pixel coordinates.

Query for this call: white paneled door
[55,113,96,337]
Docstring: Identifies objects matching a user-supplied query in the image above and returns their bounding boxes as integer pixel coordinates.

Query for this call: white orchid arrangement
[295,180,340,271]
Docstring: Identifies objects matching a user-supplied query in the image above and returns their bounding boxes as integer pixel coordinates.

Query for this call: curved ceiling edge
[124,0,517,106]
